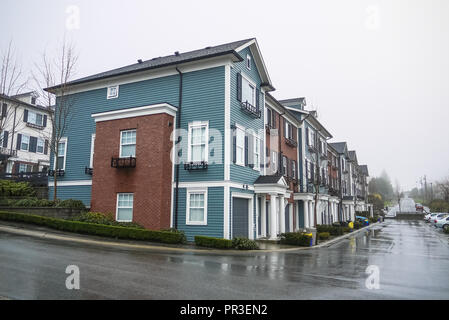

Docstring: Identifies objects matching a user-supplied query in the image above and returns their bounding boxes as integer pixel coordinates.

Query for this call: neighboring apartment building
[45,38,372,241]
[0,92,52,175]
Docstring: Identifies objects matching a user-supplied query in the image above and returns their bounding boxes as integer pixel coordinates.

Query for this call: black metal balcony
[240,101,261,118]
[85,167,93,175]
[0,147,17,158]
[48,169,65,177]
[284,137,298,148]
[184,161,208,171]
[111,157,136,168]
[26,122,45,130]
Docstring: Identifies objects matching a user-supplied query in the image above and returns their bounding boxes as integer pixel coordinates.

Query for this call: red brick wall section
[91,113,174,231]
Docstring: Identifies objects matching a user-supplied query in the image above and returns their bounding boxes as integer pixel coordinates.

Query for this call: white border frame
[186,188,208,226]
[119,129,136,158]
[187,121,209,163]
[231,192,254,240]
[54,137,68,170]
[116,193,133,222]
[107,85,119,99]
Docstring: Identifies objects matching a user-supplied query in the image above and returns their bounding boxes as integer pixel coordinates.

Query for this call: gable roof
[348,150,358,164]
[359,165,369,176]
[46,38,274,92]
[278,97,306,109]
[254,175,285,185]
[329,142,347,154]
[0,93,53,113]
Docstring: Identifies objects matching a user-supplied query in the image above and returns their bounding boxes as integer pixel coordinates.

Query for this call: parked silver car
[431,213,449,226]
[435,216,449,231]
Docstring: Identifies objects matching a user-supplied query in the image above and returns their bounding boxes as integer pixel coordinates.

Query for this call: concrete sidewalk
[0,220,381,254]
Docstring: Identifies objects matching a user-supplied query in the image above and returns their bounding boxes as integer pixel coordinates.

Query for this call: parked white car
[425,213,438,222]
[435,216,449,231]
[431,213,449,226]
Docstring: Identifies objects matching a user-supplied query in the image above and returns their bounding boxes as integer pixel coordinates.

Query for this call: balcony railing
[85,167,93,175]
[0,147,17,158]
[240,101,261,118]
[0,171,48,186]
[111,157,136,169]
[26,122,45,130]
[307,144,317,152]
[284,137,298,148]
[184,161,208,171]
[48,169,65,177]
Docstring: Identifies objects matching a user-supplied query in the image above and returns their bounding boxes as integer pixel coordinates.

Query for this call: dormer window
[246,54,251,70]
[107,85,119,99]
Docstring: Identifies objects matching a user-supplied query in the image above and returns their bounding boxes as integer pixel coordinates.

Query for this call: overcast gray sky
[2,0,448,190]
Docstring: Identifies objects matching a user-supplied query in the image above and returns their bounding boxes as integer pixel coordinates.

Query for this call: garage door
[232,197,249,238]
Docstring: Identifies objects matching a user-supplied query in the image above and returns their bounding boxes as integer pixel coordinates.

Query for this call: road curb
[315,222,382,248]
[0,221,382,254]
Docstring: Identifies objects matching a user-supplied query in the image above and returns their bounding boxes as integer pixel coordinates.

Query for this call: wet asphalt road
[0,220,448,300]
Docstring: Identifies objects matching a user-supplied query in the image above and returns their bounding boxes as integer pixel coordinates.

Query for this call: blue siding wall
[49,66,226,202]
[49,185,92,207]
[230,47,264,185]
[177,187,224,242]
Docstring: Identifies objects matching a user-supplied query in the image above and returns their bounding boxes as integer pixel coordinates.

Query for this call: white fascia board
[92,103,177,122]
[254,184,287,195]
[293,193,315,201]
[48,180,92,187]
[235,39,272,87]
[52,55,236,97]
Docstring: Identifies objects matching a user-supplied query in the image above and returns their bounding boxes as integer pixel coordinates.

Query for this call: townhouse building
[0,92,52,175]
[46,38,372,241]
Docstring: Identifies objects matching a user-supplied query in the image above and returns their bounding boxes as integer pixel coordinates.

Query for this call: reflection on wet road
[0,220,448,299]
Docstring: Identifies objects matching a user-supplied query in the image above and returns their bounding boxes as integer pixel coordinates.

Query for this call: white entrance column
[260,195,267,238]
[310,201,315,227]
[304,200,309,228]
[289,202,294,232]
[295,203,299,231]
[269,194,278,240]
[279,194,285,234]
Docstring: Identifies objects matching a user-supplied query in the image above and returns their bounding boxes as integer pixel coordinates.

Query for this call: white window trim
[187,121,209,163]
[107,85,119,99]
[116,193,133,222]
[235,124,245,167]
[119,129,136,158]
[90,134,96,168]
[241,73,256,106]
[186,188,208,226]
[36,138,45,154]
[27,110,44,126]
[20,134,30,151]
[54,137,68,170]
[246,54,251,70]
[253,133,260,172]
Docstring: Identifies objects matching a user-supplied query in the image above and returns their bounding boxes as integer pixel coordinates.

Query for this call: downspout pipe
[174,67,183,230]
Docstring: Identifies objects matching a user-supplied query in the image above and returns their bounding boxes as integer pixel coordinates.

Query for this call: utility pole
[424,175,428,203]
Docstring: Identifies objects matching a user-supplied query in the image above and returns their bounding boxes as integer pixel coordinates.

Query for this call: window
[253,134,260,171]
[19,163,33,173]
[116,193,133,222]
[308,129,315,148]
[120,130,136,158]
[31,96,36,105]
[246,54,251,70]
[242,76,255,106]
[292,160,296,179]
[285,121,294,139]
[235,126,245,166]
[55,138,67,170]
[21,135,30,151]
[188,122,208,162]
[37,138,44,154]
[107,85,119,99]
[271,151,277,173]
[282,156,288,176]
[187,189,207,225]
[27,111,44,126]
